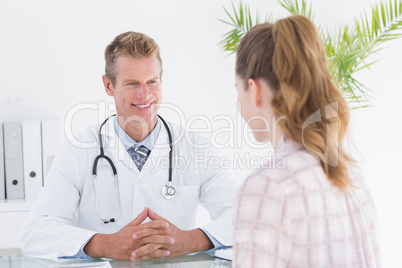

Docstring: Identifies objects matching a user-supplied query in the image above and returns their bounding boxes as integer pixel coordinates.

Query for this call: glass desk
[0,251,232,268]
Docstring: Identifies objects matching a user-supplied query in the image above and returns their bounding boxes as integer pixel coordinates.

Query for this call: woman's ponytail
[236,15,354,191]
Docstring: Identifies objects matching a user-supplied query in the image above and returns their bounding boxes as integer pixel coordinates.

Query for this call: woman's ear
[103,75,114,96]
[248,78,262,107]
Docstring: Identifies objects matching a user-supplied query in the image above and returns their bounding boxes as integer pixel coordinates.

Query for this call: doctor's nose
[135,85,150,99]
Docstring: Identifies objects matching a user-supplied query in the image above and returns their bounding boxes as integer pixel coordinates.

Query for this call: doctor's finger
[131,249,171,261]
[131,243,170,261]
[128,207,148,226]
[136,234,175,247]
[132,228,170,240]
[136,220,170,231]
[147,208,171,223]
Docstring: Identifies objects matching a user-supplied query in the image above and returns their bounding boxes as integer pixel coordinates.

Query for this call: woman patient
[233,15,380,267]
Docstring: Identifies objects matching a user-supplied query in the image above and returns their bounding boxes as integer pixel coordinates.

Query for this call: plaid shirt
[233,137,380,268]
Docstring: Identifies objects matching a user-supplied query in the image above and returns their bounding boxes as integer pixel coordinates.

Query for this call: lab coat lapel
[101,118,140,175]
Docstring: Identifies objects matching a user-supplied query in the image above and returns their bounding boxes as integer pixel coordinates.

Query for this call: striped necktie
[128,145,151,171]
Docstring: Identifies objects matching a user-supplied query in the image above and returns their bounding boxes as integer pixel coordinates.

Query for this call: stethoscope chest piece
[162,184,176,199]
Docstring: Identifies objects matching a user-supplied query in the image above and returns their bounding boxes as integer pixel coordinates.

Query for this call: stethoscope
[92,114,176,224]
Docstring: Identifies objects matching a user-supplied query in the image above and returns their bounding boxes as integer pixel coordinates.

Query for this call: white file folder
[3,122,25,199]
[22,120,43,200]
[41,120,60,185]
[0,123,5,200]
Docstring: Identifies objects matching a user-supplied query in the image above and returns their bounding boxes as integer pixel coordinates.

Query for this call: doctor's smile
[131,101,154,109]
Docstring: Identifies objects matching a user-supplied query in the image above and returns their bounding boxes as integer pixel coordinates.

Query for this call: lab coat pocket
[162,185,198,230]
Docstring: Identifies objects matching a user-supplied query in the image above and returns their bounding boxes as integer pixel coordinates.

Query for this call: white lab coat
[21,119,237,261]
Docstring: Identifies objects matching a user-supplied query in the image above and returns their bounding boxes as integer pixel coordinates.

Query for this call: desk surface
[0,252,232,268]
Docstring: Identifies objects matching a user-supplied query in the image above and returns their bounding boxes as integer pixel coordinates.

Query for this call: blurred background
[0,0,401,266]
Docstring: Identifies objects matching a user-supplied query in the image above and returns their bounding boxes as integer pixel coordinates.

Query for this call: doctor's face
[103,55,162,128]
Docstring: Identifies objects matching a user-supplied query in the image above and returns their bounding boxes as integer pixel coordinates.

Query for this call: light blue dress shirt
[65,116,223,259]
[113,116,161,152]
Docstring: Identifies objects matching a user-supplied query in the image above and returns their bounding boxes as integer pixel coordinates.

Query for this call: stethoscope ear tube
[93,115,121,224]
[93,154,117,176]
[93,174,121,224]
[157,115,173,184]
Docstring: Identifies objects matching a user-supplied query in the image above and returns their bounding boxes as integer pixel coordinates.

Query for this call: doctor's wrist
[188,229,214,252]
[83,233,107,258]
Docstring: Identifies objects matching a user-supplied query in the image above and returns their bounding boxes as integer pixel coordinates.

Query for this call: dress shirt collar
[113,116,161,151]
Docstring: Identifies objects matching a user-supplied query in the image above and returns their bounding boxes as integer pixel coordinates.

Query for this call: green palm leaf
[219,0,402,109]
[218,1,272,54]
[277,0,313,19]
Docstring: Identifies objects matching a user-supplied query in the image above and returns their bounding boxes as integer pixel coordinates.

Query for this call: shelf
[0,200,33,212]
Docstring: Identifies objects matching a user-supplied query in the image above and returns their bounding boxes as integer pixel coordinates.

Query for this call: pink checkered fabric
[233,137,380,268]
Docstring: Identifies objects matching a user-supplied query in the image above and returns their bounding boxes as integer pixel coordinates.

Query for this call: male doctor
[21,32,236,261]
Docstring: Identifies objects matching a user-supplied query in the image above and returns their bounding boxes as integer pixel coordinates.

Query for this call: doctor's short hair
[104,31,163,86]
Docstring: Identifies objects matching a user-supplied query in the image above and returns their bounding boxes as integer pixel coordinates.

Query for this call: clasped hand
[130,207,180,261]
[84,207,206,261]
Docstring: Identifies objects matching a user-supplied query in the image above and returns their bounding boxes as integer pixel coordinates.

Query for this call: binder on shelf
[41,120,60,185]
[0,123,5,200]
[3,122,25,199]
[22,120,43,200]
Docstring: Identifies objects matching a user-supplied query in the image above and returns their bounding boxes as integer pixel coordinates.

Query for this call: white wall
[1,0,401,266]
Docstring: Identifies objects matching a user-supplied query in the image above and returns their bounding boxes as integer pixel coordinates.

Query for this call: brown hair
[236,15,354,191]
[105,31,162,86]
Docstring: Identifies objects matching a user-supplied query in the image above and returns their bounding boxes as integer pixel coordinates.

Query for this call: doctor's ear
[102,75,115,96]
[248,78,262,107]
